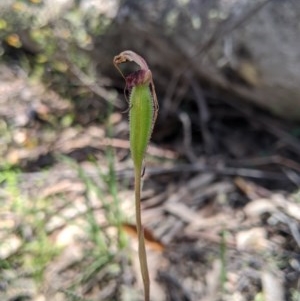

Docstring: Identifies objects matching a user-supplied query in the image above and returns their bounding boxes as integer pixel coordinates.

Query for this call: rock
[93,0,300,120]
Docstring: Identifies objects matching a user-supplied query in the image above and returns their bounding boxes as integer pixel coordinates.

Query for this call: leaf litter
[0,62,300,301]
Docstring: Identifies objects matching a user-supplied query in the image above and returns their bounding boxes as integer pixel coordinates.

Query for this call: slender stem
[135,167,150,301]
[113,51,156,301]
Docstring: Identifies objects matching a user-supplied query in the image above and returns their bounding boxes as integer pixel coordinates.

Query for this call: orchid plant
[114,50,158,301]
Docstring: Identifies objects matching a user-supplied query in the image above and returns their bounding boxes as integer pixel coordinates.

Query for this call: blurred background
[0,0,300,300]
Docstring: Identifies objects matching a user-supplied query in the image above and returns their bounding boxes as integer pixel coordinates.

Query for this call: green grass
[0,149,128,300]
[291,288,300,301]
[0,167,60,282]
[55,152,128,299]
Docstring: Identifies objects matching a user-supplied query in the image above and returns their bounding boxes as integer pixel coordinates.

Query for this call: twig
[229,155,300,173]
[54,136,178,160]
[273,212,300,248]
[281,168,300,188]
[220,96,300,155]
[99,138,178,160]
[178,111,197,162]
[149,164,287,180]
[68,63,123,109]
[161,70,182,116]
[192,0,272,60]
[172,0,272,75]
[190,78,214,153]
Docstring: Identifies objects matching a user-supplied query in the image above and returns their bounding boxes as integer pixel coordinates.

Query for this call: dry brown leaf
[272,194,300,221]
[165,202,199,224]
[244,198,277,218]
[122,223,165,252]
[236,227,269,252]
[234,177,271,200]
[40,179,85,198]
[262,269,285,301]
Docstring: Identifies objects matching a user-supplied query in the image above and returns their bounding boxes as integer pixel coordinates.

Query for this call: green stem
[135,167,150,301]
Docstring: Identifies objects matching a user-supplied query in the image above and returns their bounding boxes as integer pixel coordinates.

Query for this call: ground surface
[0,63,300,301]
